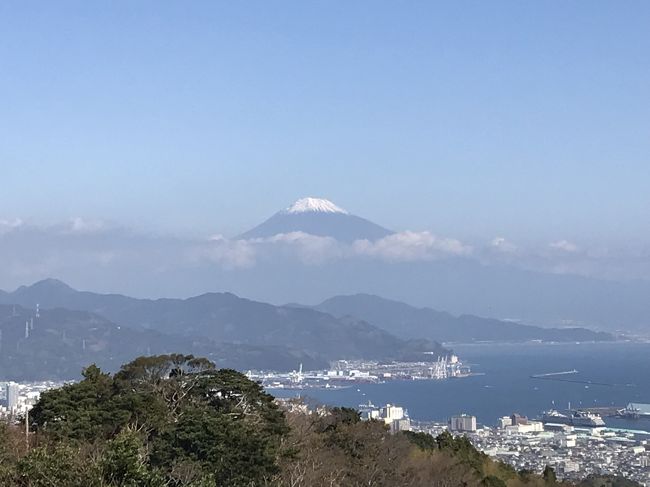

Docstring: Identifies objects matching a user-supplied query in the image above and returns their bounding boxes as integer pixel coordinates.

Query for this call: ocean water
[272,342,650,429]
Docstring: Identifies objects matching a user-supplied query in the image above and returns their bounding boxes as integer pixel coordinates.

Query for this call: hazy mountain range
[0,302,332,380]
[309,294,615,343]
[0,278,614,380]
[0,280,448,380]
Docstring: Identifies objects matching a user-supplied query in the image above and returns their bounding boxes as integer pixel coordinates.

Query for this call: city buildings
[0,380,65,418]
[449,414,477,433]
[498,416,513,429]
[5,382,19,412]
[413,417,650,485]
[360,402,412,433]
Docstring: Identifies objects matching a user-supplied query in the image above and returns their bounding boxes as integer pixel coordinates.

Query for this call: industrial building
[622,403,650,418]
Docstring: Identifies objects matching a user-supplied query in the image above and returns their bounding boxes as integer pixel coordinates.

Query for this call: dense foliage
[0,355,639,486]
[15,354,286,486]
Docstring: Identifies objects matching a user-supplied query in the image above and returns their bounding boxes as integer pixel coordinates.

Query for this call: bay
[272,342,650,429]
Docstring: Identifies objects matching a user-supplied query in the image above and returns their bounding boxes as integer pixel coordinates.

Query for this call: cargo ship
[541,409,605,427]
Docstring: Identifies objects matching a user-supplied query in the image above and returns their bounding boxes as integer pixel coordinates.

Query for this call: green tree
[100,428,165,487]
[16,445,101,487]
[402,430,437,451]
[0,422,21,484]
[436,431,487,475]
[27,355,289,487]
[150,368,287,485]
[544,465,558,484]
[153,406,281,485]
[29,364,130,442]
[483,474,508,487]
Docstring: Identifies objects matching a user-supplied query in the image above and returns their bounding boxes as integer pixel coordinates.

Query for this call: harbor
[249,355,473,390]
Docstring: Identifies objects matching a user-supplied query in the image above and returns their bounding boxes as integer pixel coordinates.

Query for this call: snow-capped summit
[284,197,348,215]
[237,197,392,242]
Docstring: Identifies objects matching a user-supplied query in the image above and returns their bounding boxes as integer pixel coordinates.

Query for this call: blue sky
[1,1,649,243]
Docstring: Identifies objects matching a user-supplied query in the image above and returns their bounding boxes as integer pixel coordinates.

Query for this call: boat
[541,409,605,427]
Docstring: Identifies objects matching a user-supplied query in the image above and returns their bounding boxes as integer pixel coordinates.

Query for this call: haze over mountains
[0,278,615,380]
[1,197,650,334]
[311,294,614,344]
[231,199,650,332]
[0,279,449,380]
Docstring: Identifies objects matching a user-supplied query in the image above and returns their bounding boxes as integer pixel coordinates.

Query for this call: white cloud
[199,231,472,267]
[3,219,648,289]
[194,235,258,269]
[0,218,24,235]
[66,217,108,234]
[261,232,342,264]
[490,237,518,253]
[549,240,579,253]
[352,231,472,262]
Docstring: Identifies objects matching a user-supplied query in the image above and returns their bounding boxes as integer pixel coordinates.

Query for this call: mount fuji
[237,197,393,242]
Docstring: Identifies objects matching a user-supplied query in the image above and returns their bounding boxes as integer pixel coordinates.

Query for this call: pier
[529,370,632,387]
[530,370,578,378]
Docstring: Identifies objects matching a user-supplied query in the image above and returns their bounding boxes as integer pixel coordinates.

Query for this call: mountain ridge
[310,293,616,343]
[0,280,451,376]
[0,303,331,380]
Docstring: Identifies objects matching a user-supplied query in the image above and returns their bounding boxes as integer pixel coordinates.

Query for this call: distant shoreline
[443,338,643,346]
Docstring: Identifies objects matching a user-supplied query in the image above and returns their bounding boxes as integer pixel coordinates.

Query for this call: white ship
[541,409,605,427]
